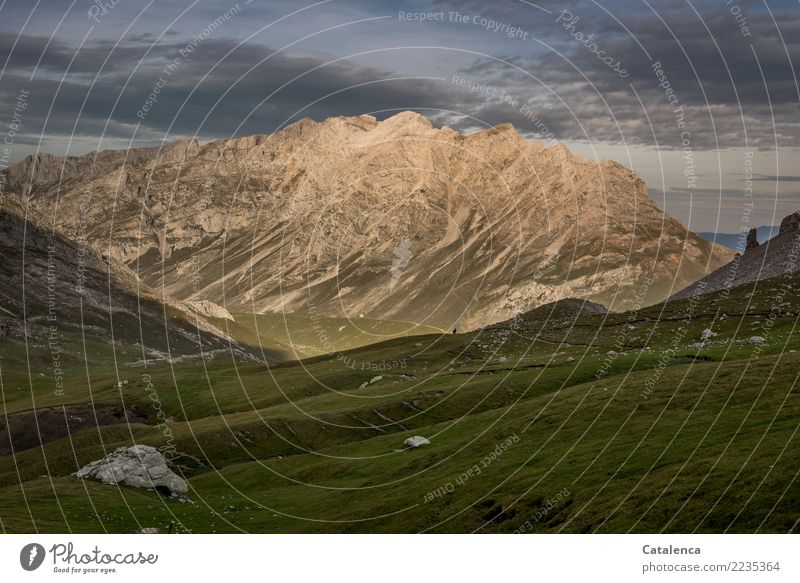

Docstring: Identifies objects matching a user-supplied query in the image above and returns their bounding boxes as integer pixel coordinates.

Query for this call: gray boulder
[700,328,717,341]
[74,445,188,496]
[403,436,430,449]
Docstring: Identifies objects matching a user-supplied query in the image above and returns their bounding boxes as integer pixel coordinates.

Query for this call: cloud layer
[1,1,796,154]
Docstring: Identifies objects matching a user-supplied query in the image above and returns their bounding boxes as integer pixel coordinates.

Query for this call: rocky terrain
[672,210,800,300]
[0,195,263,359]
[3,112,732,330]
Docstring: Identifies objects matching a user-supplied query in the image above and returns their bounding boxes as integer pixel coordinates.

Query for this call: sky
[0,0,798,232]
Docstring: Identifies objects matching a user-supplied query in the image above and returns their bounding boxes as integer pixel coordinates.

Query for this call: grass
[207,311,445,359]
[1,274,799,533]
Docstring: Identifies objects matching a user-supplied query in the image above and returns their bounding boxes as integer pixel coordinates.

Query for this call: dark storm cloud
[0,30,616,151]
[432,0,800,149]
[0,34,472,148]
[0,0,797,153]
[0,31,186,80]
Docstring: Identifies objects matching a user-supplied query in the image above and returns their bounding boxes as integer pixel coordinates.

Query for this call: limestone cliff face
[6,111,732,329]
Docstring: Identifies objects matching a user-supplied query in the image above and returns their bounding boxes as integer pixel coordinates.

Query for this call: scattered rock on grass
[700,328,717,341]
[403,436,430,449]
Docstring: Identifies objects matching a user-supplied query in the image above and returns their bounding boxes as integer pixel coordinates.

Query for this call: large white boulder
[74,445,188,496]
[403,436,430,449]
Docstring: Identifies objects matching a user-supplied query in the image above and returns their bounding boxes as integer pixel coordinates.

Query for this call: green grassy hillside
[208,311,445,360]
[0,275,798,533]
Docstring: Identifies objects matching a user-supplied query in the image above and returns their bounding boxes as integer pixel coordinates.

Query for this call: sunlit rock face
[7,112,731,329]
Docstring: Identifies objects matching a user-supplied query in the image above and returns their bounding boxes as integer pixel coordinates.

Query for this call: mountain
[0,196,265,361]
[3,111,732,330]
[673,210,800,300]
[698,226,780,252]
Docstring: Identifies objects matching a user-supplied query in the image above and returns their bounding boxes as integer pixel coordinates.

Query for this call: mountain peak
[16,111,732,329]
[779,209,800,234]
[381,110,433,128]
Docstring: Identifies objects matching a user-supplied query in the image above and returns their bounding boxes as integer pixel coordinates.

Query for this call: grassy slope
[207,311,445,359]
[0,275,798,533]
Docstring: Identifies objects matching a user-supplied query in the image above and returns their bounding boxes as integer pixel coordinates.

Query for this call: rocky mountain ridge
[3,111,732,329]
[672,210,800,301]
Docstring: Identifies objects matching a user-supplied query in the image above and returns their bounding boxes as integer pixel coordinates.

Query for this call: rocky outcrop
[779,210,800,235]
[73,445,188,497]
[10,112,732,329]
[673,209,800,300]
[746,228,759,252]
[0,317,42,341]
